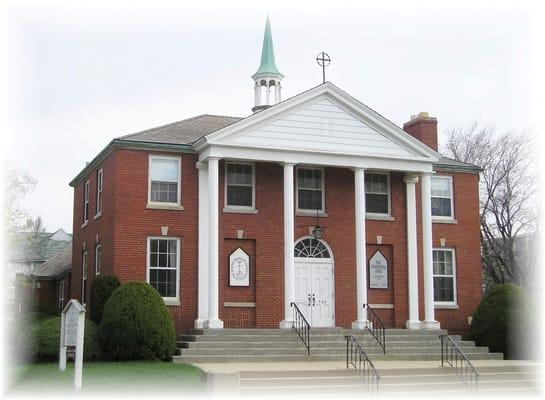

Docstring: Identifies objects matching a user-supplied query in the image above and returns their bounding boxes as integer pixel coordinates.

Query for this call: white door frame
[293,237,335,328]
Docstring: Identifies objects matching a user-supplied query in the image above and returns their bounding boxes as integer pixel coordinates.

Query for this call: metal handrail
[440,334,479,391]
[290,302,311,355]
[363,304,386,354]
[345,335,380,391]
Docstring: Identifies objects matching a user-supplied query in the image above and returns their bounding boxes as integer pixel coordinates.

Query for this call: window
[83,180,90,224]
[147,237,180,301]
[294,238,331,258]
[148,156,181,205]
[365,172,390,215]
[95,244,102,275]
[58,279,65,313]
[433,249,456,305]
[225,163,255,209]
[431,176,454,219]
[82,250,88,305]
[296,167,324,212]
[96,169,103,216]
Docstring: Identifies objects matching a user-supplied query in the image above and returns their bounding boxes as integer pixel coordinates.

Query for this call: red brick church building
[69,18,482,336]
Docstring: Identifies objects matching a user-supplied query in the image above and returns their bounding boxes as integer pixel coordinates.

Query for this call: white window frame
[432,248,457,306]
[146,236,181,304]
[296,166,325,213]
[58,279,65,313]
[82,180,90,226]
[95,168,103,218]
[365,171,391,217]
[95,244,102,275]
[82,250,88,306]
[431,175,454,220]
[147,155,182,207]
[224,161,256,212]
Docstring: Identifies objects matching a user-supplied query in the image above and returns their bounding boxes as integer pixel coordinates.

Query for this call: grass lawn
[6,361,205,396]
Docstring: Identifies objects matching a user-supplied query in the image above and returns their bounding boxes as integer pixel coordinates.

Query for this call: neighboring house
[69,18,482,336]
[6,228,72,315]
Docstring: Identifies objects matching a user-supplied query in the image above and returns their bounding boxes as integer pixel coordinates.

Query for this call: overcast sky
[2,1,543,234]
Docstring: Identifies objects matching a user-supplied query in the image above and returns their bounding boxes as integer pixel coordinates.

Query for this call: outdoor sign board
[229,247,250,287]
[369,250,388,289]
[59,299,86,389]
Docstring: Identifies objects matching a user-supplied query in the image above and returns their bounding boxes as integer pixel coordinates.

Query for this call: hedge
[90,275,121,323]
[98,282,176,361]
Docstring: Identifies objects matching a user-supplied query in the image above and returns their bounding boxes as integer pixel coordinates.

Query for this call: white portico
[192,79,442,331]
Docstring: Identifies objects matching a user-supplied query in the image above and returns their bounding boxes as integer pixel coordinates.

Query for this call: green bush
[98,282,176,361]
[470,283,533,359]
[90,275,121,323]
[23,316,101,362]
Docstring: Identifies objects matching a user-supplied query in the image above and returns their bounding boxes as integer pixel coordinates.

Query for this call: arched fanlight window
[294,238,331,258]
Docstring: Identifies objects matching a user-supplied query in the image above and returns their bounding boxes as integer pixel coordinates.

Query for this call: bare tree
[443,122,538,293]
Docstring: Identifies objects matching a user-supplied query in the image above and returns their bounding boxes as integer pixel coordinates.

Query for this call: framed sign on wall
[369,250,388,289]
[229,247,250,287]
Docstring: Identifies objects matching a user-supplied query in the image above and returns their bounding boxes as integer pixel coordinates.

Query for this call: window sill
[94,212,102,220]
[223,207,259,214]
[146,203,184,211]
[164,299,181,306]
[81,221,88,229]
[296,211,328,217]
[366,214,395,221]
[432,218,457,224]
[434,304,459,309]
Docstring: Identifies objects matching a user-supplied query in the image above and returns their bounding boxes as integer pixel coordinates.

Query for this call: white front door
[293,238,335,328]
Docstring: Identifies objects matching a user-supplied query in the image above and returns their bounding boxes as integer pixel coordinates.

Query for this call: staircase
[173,328,503,363]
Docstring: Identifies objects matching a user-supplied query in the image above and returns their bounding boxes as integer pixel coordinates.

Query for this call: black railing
[345,335,380,391]
[363,304,386,354]
[290,302,311,355]
[440,334,479,391]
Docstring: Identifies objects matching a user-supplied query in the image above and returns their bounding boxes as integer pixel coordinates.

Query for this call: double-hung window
[147,237,180,302]
[365,172,390,216]
[95,244,102,275]
[83,180,90,225]
[82,250,88,306]
[96,169,103,216]
[431,176,454,219]
[148,155,181,206]
[296,167,324,212]
[225,162,255,210]
[433,249,457,305]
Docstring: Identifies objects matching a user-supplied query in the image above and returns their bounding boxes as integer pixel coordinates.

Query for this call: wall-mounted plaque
[369,250,388,289]
[229,247,250,287]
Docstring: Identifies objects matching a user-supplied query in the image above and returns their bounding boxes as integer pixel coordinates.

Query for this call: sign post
[59,299,86,390]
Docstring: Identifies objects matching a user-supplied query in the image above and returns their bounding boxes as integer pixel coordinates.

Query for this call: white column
[274,81,281,104]
[421,173,440,330]
[206,157,223,329]
[266,82,271,105]
[352,167,368,329]
[404,174,421,330]
[254,83,260,107]
[279,162,295,329]
[195,162,209,329]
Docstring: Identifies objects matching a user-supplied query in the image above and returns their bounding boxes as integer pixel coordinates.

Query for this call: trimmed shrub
[23,316,101,361]
[470,283,534,359]
[90,275,121,323]
[98,282,176,361]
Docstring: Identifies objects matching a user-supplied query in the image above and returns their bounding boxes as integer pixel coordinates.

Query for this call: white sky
[1,0,543,234]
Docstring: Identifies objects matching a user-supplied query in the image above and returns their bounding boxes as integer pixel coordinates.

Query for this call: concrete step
[179,333,461,342]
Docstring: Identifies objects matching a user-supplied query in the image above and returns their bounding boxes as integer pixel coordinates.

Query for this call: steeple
[252,16,283,113]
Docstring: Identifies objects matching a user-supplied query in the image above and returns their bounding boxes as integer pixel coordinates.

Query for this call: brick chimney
[402,112,438,151]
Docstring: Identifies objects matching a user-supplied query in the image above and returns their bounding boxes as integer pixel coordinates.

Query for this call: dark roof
[434,156,482,172]
[117,114,244,145]
[8,229,72,263]
[31,249,72,280]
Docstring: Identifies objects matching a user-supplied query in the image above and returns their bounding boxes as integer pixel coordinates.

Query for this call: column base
[194,319,207,329]
[421,320,440,330]
[405,320,422,330]
[351,320,370,330]
[279,320,293,329]
[205,319,224,329]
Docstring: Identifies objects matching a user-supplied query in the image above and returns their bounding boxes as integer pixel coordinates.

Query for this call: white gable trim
[194,82,440,163]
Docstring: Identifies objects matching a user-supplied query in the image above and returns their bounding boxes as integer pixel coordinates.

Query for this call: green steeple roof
[253,16,284,80]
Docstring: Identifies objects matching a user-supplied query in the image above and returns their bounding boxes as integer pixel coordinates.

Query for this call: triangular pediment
[201,83,439,162]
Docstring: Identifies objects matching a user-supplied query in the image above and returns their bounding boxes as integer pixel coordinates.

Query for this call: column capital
[351,167,366,172]
[196,161,207,170]
[403,174,419,184]
[281,162,296,167]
